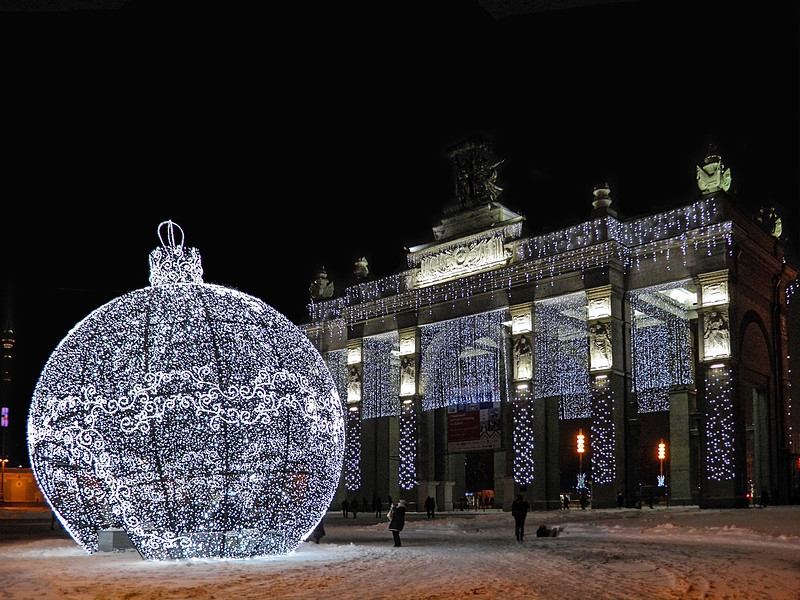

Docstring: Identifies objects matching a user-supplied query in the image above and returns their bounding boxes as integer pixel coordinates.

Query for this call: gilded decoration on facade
[696,147,731,194]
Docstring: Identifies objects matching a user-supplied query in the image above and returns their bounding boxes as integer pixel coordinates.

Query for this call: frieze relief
[416,236,508,287]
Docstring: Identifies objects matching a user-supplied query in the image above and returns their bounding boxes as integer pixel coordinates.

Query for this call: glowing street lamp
[657,440,666,486]
[576,429,586,488]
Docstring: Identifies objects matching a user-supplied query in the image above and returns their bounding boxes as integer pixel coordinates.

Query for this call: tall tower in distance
[1,280,15,474]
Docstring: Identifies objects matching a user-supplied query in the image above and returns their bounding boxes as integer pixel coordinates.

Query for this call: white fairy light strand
[512,386,534,484]
[362,332,400,419]
[629,282,694,413]
[344,411,362,491]
[705,366,735,481]
[305,198,741,328]
[533,293,590,417]
[419,311,507,411]
[590,375,615,484]
[398,400,418,490]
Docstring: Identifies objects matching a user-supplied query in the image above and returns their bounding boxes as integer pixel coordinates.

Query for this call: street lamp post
[657,440,666,487]
[576,429,585,488]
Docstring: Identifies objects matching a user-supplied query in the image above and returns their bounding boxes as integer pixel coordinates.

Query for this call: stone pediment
[407,215,524,289]
[431,202,524,243]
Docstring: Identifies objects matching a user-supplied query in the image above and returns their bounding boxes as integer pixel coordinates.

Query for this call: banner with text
[447,401,501,452]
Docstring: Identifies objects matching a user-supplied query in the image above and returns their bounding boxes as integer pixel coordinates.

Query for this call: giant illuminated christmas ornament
[27,221,345,560]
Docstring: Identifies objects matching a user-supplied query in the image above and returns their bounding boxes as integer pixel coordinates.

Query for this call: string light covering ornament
[27,221,345,560]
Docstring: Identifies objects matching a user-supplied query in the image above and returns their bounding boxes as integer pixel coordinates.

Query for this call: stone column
[398,328,420,509]
[587,285,619,508]
[344,341,363,493]
[668,386,695,505]
[441,480,456,512]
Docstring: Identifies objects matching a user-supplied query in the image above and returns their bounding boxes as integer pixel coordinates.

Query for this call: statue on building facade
[400,356,416,395]
[755,206,783,239]
[446,138,505,213]
[696,147,731,194]
[513,335,532,380]
[347,365,362,402]
[703,309,730,359]
[309,267,335,301]
[589,321,613,371]
[353,256,369,280]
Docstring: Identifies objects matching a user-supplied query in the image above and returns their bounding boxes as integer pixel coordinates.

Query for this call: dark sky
[2,0,798,465]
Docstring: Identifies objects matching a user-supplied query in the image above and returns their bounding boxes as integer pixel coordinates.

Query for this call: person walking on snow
[388,499,407,547]
[424,496,436,519]
[511,493,530,541]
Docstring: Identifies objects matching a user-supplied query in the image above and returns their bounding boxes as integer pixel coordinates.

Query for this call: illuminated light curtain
[590,377,615,484]
[512,387,534,484]
[705,366,735,481]
[344,410,362,490]
[362,332,400,419]
[419,311,506,411]
[326,349,349,403]
[325,349,359,489]
[306,199,732,330]
[27,221,345,560]
[398,400,418,489]
[629,283,694,413]
[363,331,417,490]
[533,293,590,418]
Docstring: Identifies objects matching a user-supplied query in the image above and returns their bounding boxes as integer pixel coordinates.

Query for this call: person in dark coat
[310,520,326,543]
[424,496,436,519]
[579,489,589,510]
[388,498,407,547]
[511,493,530,541]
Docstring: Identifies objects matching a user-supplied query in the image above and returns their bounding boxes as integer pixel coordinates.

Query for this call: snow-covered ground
[1,504,799,600]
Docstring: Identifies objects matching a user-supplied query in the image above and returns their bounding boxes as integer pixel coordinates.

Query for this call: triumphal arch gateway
[302,139,797,510]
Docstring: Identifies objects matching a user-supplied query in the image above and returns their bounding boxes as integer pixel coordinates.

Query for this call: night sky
[2,0,798,466]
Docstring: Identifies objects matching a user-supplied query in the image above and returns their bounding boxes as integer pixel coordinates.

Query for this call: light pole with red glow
[576,429,586,488]
[657,440,666,487]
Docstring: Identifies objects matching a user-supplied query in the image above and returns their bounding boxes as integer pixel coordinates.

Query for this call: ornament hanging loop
[157,220,185,250]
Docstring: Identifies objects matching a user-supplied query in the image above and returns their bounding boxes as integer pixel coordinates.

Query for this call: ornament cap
[148,220,204,286]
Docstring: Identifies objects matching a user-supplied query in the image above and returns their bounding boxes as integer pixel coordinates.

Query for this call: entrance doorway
[465,452,494,508]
